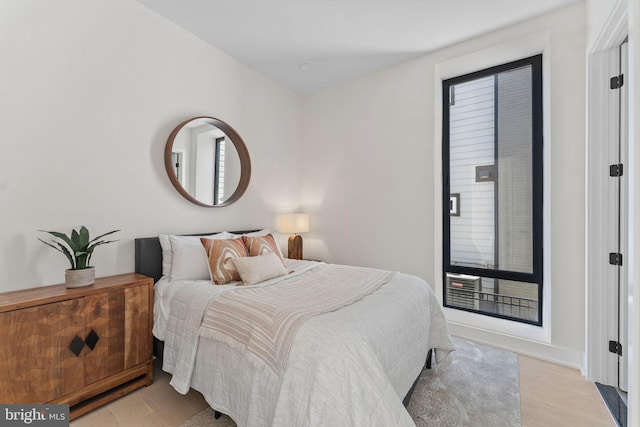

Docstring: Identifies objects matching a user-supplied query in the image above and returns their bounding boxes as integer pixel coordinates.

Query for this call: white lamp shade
[279,213,310,234]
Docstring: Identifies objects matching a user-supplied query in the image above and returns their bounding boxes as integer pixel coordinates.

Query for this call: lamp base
[288,234,303,260]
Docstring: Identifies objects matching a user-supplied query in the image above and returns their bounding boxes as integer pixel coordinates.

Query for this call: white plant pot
[65,267,95,288]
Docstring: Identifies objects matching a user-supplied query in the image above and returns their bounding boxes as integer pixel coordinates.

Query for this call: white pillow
[230,252,288,286]
[165,232,231,280]
[159,234,173,278]
[229,229,285,259]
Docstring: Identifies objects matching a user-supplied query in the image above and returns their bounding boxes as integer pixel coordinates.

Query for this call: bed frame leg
[214,410,222,419]
[403,350,435,407]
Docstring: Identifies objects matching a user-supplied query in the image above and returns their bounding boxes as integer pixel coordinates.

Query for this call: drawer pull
[69,330,100,356]
[85,330,100,350]
[69,335,85,357]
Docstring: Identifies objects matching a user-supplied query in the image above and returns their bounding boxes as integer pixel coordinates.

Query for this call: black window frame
[442,54,543,326]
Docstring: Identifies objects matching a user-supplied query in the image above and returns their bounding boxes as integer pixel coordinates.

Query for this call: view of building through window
[443,56,542,324]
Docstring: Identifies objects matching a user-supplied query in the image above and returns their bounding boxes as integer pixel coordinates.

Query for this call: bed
[135,230,454,427]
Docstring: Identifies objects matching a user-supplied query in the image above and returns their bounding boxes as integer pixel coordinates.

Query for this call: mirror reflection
[164,117,251,207]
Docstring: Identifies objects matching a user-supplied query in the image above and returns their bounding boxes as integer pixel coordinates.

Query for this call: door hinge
[609,340,623,356]
[609,252,623,266]
[609,164,623,177]
[610,74,624,89]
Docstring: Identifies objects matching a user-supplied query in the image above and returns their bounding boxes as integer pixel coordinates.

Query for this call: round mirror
[164,116,251,207]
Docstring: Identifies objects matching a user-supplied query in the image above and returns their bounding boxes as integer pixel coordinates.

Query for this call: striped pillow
[242,234,284,264]
[201,237,248,284]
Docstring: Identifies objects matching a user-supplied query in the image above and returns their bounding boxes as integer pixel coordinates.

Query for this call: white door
[585,1,630,393]
[618,39,628,392]
[608,39,629,392]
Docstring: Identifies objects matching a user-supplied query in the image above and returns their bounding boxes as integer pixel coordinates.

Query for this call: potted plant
[38,226,120,288]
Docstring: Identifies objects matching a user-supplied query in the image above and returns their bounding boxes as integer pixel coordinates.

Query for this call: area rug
[180,337,521,427]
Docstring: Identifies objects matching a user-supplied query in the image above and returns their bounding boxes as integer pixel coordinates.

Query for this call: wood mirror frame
[164,116,251,207]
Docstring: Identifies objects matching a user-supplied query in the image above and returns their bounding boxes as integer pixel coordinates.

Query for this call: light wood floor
[518,355,614,427]
[71,352,615,427]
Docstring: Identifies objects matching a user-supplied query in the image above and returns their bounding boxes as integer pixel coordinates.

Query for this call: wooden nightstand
[0,273,154,420]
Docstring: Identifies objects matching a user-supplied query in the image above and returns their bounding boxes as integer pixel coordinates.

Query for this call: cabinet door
[0,299,84,403]
[83,290,125,384]
[123,284,151,369]
[83,284,150,383]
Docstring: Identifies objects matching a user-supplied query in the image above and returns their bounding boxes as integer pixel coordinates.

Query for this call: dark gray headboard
[134,230,260,283]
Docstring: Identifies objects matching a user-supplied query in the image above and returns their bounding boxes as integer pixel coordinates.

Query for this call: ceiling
[135,0,579,94]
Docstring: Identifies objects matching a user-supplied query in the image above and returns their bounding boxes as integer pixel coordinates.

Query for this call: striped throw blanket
[199,264,395,374]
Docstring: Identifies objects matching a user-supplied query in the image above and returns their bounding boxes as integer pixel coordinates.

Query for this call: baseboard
[448,322,584,370]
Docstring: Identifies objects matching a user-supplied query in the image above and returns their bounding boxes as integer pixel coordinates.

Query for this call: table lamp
[279,213,309,260]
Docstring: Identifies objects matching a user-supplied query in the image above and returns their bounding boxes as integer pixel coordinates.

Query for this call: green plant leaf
[75,252,89,269]
[38,230,74,250]
[71,229,82,252]
[78,226,90,250]
[86,239,117,253]
[89,229,120,244]
[57,242,76,269]
[37,238,75,269]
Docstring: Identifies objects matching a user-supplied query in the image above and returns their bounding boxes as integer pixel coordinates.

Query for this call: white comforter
[157,260,454,427]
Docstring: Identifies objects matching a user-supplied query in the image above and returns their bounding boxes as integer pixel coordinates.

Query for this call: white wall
[0,0,302,291]
[300,4,586,365]
[586,0,623,49]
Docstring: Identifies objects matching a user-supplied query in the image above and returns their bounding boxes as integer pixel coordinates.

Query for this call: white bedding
[153,260,319,341]
[157,260,454,427]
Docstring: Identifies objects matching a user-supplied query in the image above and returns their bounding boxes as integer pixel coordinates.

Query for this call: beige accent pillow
[242,234,284,264]
[201,237,248,284]
[230,252,288,286]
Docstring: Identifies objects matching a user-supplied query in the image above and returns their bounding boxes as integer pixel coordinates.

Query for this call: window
[442,55,543,325]
[214,137,226,205]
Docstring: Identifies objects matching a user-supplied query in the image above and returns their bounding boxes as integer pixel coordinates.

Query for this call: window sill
[444,306,550,344]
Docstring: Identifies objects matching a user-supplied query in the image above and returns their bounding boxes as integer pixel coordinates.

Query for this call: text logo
[0,405,69,426]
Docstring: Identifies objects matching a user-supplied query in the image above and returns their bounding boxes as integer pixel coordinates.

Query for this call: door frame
[585,1,628,386]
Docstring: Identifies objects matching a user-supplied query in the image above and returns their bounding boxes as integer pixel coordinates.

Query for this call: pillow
[201,237,248,285]
[230,252,288,286]
[167,233,231,280]
[158,234,173,278]
[242,233,284,264]
[230,229,284,258]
